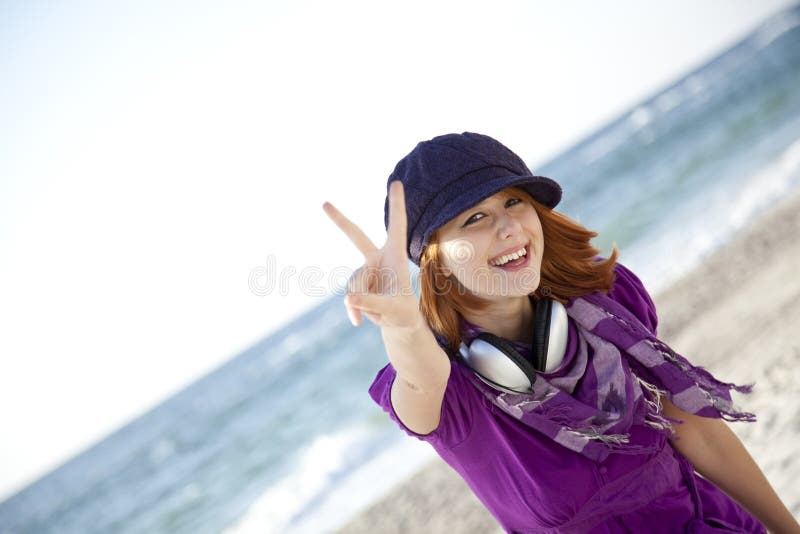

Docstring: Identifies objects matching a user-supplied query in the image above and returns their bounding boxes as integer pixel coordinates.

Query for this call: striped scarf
[460,291,756,461]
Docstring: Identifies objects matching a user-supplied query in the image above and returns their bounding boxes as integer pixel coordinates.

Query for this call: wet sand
[340,190,800,533]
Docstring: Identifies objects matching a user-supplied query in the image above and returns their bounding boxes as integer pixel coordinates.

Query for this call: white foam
[683,74,708,97]
[264,331,306,370]
[624,138,800,293]
[654,88,683,114]
[288,437,436,533]
[222,424,435,534]
[221,423,435,534]
[223,426,367,534]
[148,438,176,464]
[754,9,800,49]
[578,125,630,166]
[728,138,800,228]
[628,106,654,129]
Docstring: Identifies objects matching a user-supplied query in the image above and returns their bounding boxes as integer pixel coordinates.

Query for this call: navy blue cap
[384,132,562,265]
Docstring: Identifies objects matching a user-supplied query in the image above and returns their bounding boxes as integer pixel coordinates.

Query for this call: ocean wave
[624,137,800,294]
[222,423,433,534]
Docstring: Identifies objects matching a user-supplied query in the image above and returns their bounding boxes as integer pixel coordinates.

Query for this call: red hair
[418,187,619,355]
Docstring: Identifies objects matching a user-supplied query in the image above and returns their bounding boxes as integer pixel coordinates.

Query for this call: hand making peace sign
[322,181,422,330]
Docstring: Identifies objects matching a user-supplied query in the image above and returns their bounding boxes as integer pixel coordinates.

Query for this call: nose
[496,211,523,239]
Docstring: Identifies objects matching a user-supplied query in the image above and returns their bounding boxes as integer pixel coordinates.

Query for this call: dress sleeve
[368,359,474,448]
[608,262,659,335]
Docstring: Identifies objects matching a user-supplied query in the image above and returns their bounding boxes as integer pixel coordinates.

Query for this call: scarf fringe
[568,426,630,445]
[632,373,676,435]
[565,426,661,456]
[645,339,757,422]
[597,304,757,424]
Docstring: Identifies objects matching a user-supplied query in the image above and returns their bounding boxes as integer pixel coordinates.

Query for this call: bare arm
[384,317,450,435]
[662,398,799,533]
[346,292,451,433]
[324,181,451,434]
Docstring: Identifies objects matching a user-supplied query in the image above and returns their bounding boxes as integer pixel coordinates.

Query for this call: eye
[462,198,524,227]
[463,212,485,227]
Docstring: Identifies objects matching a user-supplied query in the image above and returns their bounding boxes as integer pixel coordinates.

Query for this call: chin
[510,267,541,296]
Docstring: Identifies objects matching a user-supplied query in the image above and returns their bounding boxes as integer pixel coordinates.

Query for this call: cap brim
[408,173,561,264]
[422,174,561,244]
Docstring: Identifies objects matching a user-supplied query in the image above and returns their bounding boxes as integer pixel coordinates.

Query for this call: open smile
[489,244,531,271]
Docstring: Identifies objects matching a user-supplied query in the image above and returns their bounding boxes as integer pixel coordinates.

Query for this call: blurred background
[2,1,799,532]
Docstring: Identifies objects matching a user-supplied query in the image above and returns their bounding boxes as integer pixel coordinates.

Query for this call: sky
[1,0,796,502]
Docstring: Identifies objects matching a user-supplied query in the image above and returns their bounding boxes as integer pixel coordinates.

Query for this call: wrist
[382,312,430,341]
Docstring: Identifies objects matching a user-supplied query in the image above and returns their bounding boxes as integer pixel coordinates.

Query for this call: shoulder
[606,260,659,335]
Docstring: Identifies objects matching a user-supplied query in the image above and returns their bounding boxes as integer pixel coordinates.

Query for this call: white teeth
[491,247,527,266]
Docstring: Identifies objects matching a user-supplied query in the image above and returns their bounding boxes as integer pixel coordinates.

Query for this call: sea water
[2,6,800,534]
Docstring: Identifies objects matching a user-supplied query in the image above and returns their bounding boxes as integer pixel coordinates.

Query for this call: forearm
[668,413,799,533]
[381,316,450,392]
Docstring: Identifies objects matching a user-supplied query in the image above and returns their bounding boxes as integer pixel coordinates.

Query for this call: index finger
[322,201,379,257]
[386,180,408,251]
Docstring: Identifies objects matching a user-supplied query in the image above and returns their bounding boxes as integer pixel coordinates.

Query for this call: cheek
[446,260,479,284]
[529,212,543,234]
[441,239,482,271]
[441,253,482,288]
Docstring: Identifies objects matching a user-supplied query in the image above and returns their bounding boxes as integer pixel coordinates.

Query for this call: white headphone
[459,298,568,394]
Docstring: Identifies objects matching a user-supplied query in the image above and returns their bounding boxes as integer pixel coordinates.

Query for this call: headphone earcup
[474,332,538,387]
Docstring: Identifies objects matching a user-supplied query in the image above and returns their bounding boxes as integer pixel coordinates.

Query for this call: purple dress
[369,263,765,533]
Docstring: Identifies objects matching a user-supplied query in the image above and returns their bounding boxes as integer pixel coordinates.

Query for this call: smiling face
[434,187,544,300]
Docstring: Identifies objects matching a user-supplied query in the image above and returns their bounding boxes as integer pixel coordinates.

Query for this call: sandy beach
[339,189,800,533]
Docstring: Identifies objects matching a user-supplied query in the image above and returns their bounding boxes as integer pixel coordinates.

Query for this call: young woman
[323,132,798,533]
